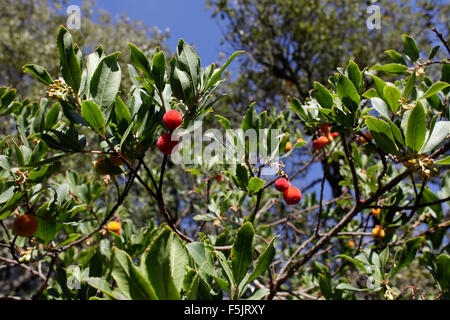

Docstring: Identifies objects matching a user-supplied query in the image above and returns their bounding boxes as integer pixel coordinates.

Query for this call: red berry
[331,132,339,138]
[283,186,302,205]
[312,136,330,151]
[275,178,290,192]
[157,133,179,154]
[163,110,182,130]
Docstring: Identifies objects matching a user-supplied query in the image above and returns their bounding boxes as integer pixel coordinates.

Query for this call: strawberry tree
[0,26,448,300]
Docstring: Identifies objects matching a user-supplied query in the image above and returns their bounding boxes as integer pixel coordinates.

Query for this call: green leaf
[235,164,249,191]
[0,192,23,220]
[420,82,450,100]
[112,248,157,300]
[370,97,390,118]
[206,51,244,90]
[128,43,152,79]
[335,254,367,272]
[370,64,408,75]
[231,222,255,285]
[169,57,193,104]
[241,105,259,132]
[216,115,231,129]
[177,39,200,93]
[45,103,60,130]
[248,237,276,284]
[368,74,387,99]
[56,26,81,94]
[441,64,450,95]
[436,254,450,291]
[347,60,362,92]
[337,74,360,111]
[365,116,399,155]
[142,226,188,300]
[248,177,266,194]
[152,51,166,92]
[90,52,121,108]
[23,64,54,86]
[384,50,407,65]
[81,101,106,136]
[314,82,334,109]
[35,216,59,245]
[246,287,270,300]
[402,71,416,99]
[402,35,420,62]
[420,121,450,154]
[390,237,423,276]
[406,101,426,152]
[428,46,440,60]
[83,277,124,300]
[383,85,401,113]
[336,283,371,292]
[435,156,450,165]
[114,95,131,131]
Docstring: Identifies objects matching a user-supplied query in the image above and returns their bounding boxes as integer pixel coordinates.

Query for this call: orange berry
[13,214,39,237]
[107,221,121,235]
[347,240,355,248]
[284,142,293,153]
[372,225,385,240]
[312,136,330,151]
[357,133,373,144]
[372,208,381,218]
[283,186,302,205]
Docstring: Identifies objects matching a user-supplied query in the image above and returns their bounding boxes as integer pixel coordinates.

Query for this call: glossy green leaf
[390,237,423,276]
[81,101,106,136]
[248,177,266,194]
[337,74,360,111]
[370,63,408,75]
[152,51,166,93]
[112,248,157,300]
[176,39,200,93]
[90,52,121,108]
[436,254,450,291]
[56,26,81,94]
[23,64,53,86]
[420,82,450,100]
[206,50,244,90]
[384,50,407,65]
[142,226,188,300]
[248,237,276,283]
[314,82,334,109]
[128,43,152,78]
[365,116,399,155]
[402,35,420,62]
[231,222,255,285]
[383,85,401,113]
[420,121,450,153]
[406,101,426,152]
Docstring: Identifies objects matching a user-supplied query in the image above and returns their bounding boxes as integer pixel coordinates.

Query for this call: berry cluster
[157,110,183,154]
[312,124,338,151]
[274,177,302,205]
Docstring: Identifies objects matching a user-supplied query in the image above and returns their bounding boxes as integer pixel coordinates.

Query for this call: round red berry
[275,178,290,192]
[283,186,302,205]
[157,133,179,154]
[163,110,182,130]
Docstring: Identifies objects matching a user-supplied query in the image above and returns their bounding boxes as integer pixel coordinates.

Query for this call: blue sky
[93,0,224,67]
